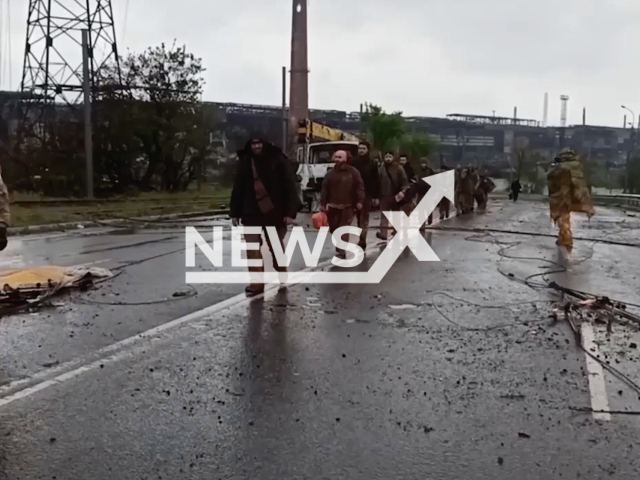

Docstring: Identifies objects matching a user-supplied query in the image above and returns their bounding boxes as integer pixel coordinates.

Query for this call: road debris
[0,266,114,314]
[549,282,640,329]
[500,394,526,400]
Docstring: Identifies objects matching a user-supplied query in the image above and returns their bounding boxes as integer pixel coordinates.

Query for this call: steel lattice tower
[19,0,122,136]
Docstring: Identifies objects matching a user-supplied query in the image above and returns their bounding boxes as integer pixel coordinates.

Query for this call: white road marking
[581,323,611,421]
[0,284,281,408]
[0,233,400,408]
[0,212,457,408]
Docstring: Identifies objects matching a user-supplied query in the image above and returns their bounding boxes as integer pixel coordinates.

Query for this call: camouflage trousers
[556,212,573,247]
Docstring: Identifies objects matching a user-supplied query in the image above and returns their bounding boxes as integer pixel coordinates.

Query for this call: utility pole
[622,105,636,193]
[281,66,287,152]
[81,29,94,199]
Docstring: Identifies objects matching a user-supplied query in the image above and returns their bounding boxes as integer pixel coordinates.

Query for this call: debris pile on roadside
[0,266,113,313]
[548,281,640,336]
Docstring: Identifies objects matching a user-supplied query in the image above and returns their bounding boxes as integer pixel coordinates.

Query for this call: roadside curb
[9,209,231,236]
[494,193,640,213]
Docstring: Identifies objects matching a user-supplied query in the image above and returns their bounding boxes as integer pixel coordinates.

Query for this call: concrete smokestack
[289,0,309,149]
[560,95,569,127]
[543,92,549,127]
[582,107,586,126]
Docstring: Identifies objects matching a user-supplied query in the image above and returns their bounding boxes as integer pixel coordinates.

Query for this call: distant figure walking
[510,179,522,202]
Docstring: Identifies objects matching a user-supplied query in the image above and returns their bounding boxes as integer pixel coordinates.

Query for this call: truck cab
[294,119,360,212]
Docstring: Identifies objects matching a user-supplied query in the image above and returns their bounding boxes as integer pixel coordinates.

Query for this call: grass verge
[10,188,231,227]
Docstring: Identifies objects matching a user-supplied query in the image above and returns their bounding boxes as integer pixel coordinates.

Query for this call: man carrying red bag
[319,150,365,259]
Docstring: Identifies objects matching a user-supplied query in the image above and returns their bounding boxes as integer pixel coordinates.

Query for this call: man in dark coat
[377,152,409,241]
[230,137,301,296]
[398,153,420,219]
[351,141,381,249]
[416,159,435,230]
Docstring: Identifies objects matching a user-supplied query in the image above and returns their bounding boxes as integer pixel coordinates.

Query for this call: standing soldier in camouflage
[547,148,594,248]
[0,165,9,251]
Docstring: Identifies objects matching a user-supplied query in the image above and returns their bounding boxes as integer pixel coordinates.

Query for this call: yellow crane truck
[294,119,361,212]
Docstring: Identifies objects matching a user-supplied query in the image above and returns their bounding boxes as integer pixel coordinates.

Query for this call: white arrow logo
[186,170,455,284]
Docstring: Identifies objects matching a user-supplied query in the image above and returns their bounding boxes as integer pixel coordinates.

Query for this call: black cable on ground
[430,291,555,332]
[432,225,640,249]
[455,228,640,396]
[570,407,640,416]
[464,231,595,290]
[75,284,198,306]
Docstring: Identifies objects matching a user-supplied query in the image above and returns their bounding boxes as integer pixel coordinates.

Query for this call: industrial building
[1,91,634,175]
[208,101,634,170]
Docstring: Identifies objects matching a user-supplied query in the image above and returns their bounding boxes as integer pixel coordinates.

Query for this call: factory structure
[0,0,634,186]
[1,89,635,174]
[198,97,634,173]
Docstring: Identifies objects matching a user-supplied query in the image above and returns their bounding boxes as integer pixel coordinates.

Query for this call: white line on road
[0,210,460,409]
[0,236,398,409]
[581,323,611,421]
[0,283,281,409]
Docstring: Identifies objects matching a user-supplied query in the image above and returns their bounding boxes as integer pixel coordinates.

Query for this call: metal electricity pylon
[19,0,122,140]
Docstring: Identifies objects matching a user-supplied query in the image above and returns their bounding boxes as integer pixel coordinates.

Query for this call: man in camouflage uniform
[547,148,594,248]
[475,171,496,210]
[458,167,476,214]
[0,166,9,250]
[454,165,462,214]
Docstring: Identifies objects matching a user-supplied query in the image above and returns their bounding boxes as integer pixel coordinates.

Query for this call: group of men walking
[229,136,459,295]
[320,142,456,255]
[453,166,496,215]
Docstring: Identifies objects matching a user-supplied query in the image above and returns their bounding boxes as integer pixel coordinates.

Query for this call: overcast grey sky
[3,0,639,127]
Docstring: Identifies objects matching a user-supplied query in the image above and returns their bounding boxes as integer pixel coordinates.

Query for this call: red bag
[312,211,328,230]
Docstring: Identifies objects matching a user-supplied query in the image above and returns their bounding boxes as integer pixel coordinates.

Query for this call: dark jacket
[230,140,301,225]
[379,162,409,198]
[320,163,365,208]
[351,154,381,199]
[401,162,416,182]
[416,166,435,197]
[511,180,522,193]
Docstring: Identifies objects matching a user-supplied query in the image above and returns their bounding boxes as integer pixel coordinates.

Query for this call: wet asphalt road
[0,200,639,479]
